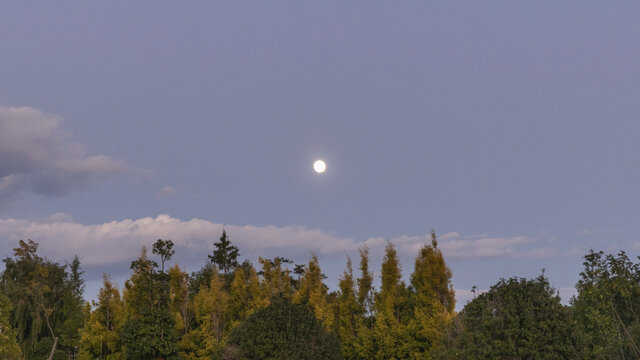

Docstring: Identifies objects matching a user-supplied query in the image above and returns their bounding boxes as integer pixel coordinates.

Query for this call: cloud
[0,214,553,270]
[158,186,181,199]
[0,105,141,203]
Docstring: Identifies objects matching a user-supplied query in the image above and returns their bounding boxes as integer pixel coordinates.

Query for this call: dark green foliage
[225,298,342,360]
[440,275,579,359]
[209,230,240,278]
[0,240,85,359]
[121,308,178,359]
[121,243,178,359]
[152,239,175,273]
[572,250,640,359]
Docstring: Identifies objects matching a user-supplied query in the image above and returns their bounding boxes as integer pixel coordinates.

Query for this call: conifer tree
[337,256,362,359]
[294,254,334,329]
[356,245,375,322]
[372,241,413,359]
[209,230,240,284]
[407,232,456,357]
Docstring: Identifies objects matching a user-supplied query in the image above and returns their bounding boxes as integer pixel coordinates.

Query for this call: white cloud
[0,105,142,203]
[0,214,554,269]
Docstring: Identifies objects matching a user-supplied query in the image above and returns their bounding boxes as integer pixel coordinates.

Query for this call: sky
[1,1,639,309]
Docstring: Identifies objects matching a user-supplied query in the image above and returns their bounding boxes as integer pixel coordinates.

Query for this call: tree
[224,298,341,359]
[441,275,579,359]
[59,255,86,359]
[229,261,262,324]
[337,256,362,360]
[182,269,230,359]
[370,241,414,359]
[294,254,334,329]
[571,250,640,359]
[168,264,193,337]
[209,230,239,283]
[78,274,125,360]
[407,236,456,357]
[356,245,375,323]
[121,246,177,359]
[0,292,22,360]
[1,240,73,360]
[152,239,175,273]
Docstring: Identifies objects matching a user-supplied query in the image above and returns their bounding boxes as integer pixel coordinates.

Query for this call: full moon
[313,160,326,173]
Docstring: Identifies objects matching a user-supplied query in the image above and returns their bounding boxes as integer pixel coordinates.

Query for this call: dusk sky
[1,2,639,308]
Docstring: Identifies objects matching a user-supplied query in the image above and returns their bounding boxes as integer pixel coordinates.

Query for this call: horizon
[2,2,639,312]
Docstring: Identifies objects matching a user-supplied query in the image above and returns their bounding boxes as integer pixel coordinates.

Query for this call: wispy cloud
[158,186,181,199]
[0,105,145,204]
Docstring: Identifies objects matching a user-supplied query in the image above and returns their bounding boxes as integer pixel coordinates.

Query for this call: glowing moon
[313,160,326,173]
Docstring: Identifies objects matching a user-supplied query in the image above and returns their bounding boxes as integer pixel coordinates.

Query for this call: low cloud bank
[0,214,551,267]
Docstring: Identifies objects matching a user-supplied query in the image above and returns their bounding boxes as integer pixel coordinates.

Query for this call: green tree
[152,239,175,273]
[1,240,79,360]
[0,292,22,360]
[121,245,177,359]
[209,230,240,284]
[224,298,341,360]
[441,275,579,359]
[571,250,640,359]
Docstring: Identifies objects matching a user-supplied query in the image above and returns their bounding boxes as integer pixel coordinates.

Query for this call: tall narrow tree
[209,230,240,284]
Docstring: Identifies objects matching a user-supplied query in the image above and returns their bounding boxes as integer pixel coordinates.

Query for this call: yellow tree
[184,269,230,359]
[337,256,362,359]
[168,264,193,336]
[294,254,334,329]
[258,257,292,304]
[229,263,262,326]
[372,241,414,359]
[408,231,455,357]
[78,274,125,360]
[0,292,22,360]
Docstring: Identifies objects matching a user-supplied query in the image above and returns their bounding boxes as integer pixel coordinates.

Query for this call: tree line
[2,230,640,359]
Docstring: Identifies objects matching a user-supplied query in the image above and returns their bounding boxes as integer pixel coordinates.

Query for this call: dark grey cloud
[0,106,141,203]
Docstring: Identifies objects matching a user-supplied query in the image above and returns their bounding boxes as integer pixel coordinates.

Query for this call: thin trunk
[43,307,58,360]
[47,336,58,360]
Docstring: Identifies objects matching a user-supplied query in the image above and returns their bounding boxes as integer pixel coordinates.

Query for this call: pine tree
[209,230,239,284]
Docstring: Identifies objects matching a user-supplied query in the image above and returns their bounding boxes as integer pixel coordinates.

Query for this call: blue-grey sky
[1,1,639,308]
